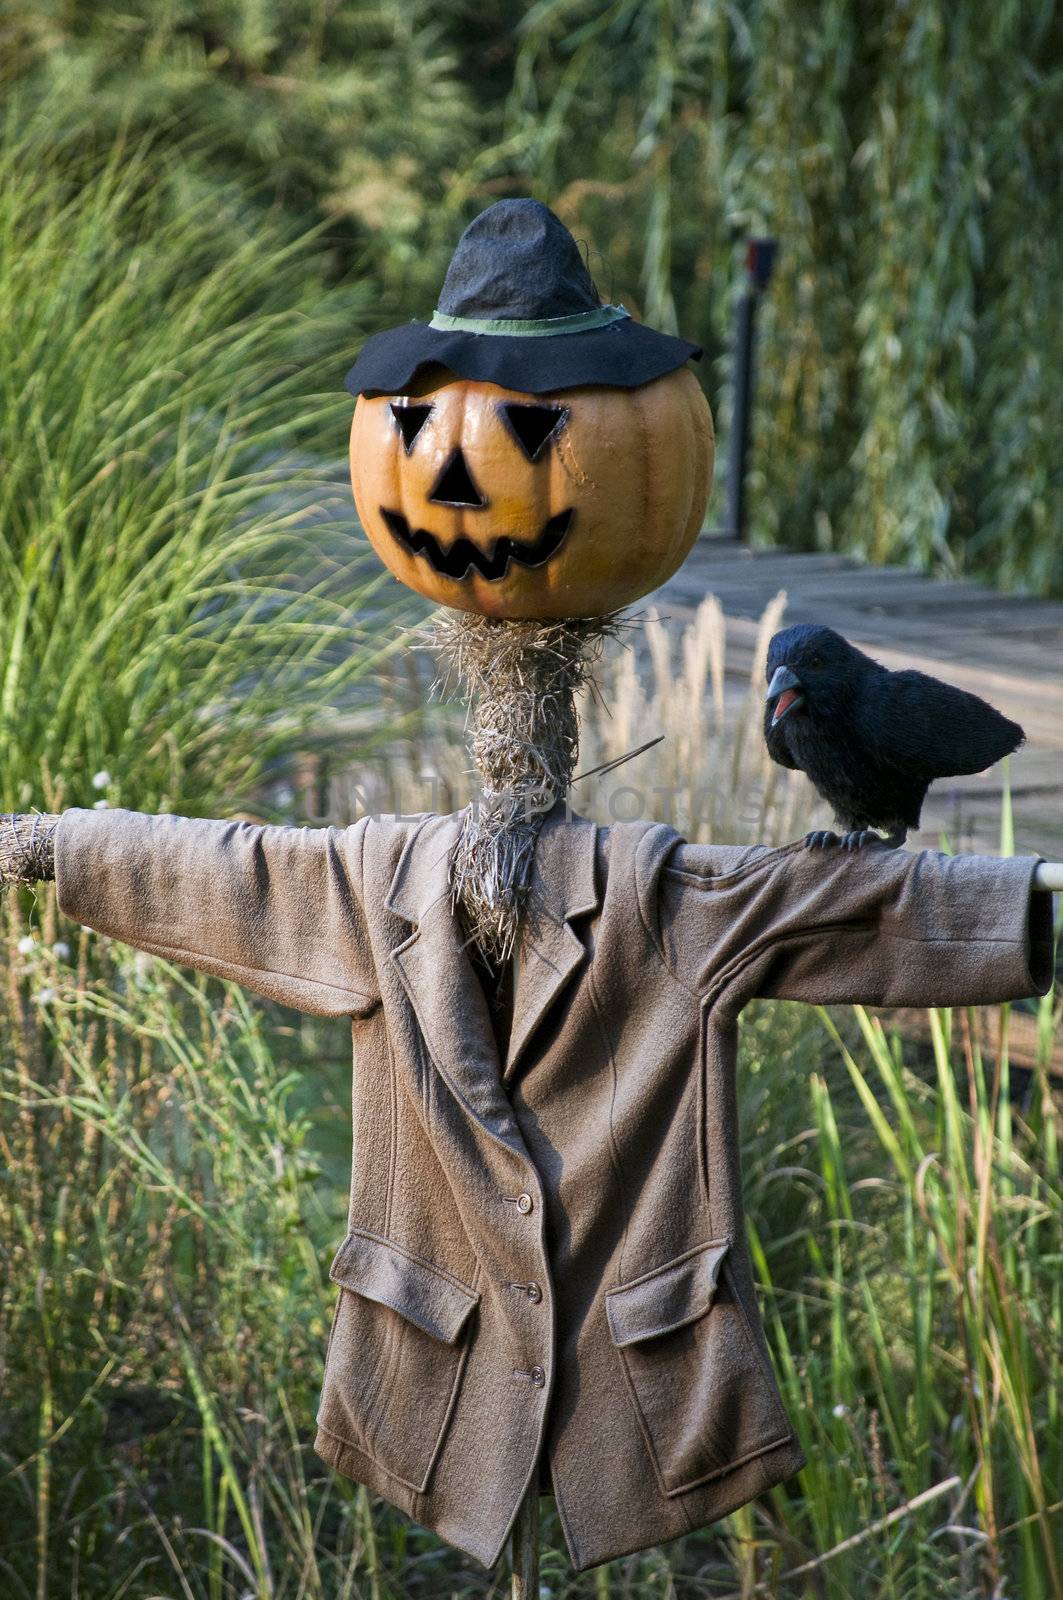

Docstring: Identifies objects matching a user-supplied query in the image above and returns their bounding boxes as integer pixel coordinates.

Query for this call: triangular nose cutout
[428,449,487,508]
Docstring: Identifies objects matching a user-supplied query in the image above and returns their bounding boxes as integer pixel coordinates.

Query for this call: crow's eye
[808,654,825,670]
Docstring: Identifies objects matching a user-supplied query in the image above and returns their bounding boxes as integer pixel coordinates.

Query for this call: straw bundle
[423,611,621,971]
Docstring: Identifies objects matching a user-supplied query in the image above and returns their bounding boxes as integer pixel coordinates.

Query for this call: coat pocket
[605,1237,793,1496]
[317,1229,480,1493]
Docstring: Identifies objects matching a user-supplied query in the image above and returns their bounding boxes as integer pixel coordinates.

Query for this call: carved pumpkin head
[349,365,713,618]
[343,198,714,618]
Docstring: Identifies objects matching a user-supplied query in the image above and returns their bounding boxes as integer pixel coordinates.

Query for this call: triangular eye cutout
[390,402,433,454]
[500,403,569,462]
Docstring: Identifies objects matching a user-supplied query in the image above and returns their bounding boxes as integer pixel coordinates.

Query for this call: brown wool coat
[53,801,1053,1572]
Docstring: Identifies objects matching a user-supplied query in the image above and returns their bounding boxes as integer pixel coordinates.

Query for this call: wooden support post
[510,1483,540,1600]
[724,237,777,542]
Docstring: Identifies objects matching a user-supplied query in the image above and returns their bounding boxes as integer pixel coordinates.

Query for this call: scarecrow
[1,201,1055,1578]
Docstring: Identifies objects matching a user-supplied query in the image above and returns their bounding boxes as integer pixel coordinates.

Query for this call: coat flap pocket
[605,1237,731,1348]
[328,1228,480,1346]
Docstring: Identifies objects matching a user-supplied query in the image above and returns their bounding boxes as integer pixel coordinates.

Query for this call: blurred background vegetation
[3,0,1059,588]
[1,3,1061,1597]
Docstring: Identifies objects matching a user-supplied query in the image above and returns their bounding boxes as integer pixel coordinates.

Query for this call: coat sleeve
[54,807,379,1017]
[655,839,1055,1011]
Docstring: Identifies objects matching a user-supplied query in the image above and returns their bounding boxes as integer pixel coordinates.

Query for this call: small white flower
[93,798,110,810]
[131,951,154,987]
[51,941,70,959]
[35,987,56,1006]
[17,935,35,955]
[832,1403,850,1419]
[91,770,111,790]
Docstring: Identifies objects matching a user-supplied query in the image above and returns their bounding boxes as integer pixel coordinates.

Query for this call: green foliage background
[5,0,1060,588]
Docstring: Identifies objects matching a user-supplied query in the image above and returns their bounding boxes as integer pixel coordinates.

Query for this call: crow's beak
[765,665,801,701]
[765,664,804,725]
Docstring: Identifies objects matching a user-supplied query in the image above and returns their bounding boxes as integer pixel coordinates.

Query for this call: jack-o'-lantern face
[349,364,713,618]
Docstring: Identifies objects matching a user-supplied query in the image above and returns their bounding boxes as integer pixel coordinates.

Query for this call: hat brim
[343,317,701,398]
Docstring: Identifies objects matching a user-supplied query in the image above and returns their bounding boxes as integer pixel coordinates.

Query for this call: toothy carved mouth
[380,507,573,582]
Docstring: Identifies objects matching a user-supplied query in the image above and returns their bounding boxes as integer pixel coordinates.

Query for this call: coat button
[526,1281,542,1304]
[530,1365,546,1387]
[516,1193,533,1214]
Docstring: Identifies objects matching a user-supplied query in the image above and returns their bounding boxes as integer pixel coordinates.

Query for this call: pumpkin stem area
[424,610,624,976]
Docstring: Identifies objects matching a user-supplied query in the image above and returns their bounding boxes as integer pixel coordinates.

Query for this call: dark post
[725,238,778,542]
[509,1484,539,1598]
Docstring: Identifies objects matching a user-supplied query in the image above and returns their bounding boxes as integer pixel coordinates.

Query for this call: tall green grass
[0,103,416,818]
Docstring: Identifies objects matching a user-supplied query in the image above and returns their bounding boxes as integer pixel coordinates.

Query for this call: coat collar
[384,802,599,1141]
[383,799,597,928]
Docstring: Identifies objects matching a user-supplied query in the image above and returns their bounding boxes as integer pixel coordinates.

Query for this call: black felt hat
[343,199,701,397]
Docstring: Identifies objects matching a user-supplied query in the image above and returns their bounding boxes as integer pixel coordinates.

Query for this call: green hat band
[428,304,630,337]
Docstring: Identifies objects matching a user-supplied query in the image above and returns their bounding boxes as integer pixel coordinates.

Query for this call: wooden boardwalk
[652,536,1063,861]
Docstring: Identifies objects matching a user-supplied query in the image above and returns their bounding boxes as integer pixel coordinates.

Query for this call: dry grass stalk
[573,591,818,846]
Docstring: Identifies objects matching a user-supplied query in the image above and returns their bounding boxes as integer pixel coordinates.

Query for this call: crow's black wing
[857,670,1025,779]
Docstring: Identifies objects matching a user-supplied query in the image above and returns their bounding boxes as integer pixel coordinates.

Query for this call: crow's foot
[804,830,841,849]
[841,828,886,851]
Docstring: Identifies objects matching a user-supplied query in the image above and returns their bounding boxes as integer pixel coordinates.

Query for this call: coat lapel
[503,803,599,1083]
[385,813,518,1144]
[384,805,600,1133]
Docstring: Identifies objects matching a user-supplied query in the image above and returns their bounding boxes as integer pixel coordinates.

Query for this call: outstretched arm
[0,808,379,1018]
[655,836,1056,1012]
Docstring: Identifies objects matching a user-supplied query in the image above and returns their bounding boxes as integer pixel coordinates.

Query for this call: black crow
[763,624,1025,850]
